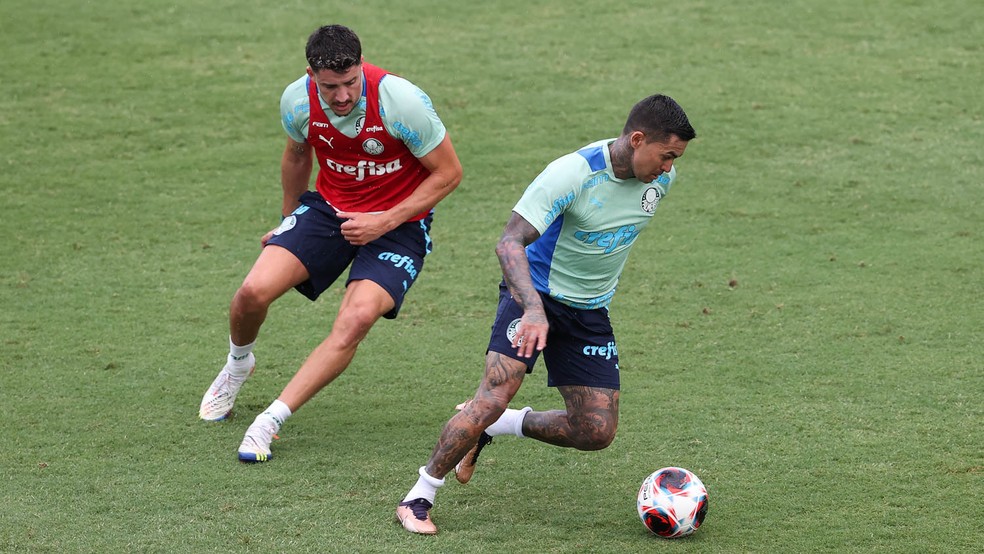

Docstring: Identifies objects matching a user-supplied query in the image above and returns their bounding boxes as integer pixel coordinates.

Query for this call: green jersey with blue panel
[512,138,677,310]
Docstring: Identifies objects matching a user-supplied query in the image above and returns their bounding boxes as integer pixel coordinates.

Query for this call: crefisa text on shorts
[582,341,617,359]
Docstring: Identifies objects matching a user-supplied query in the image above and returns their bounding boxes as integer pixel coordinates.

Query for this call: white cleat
[199,354,254,421]
[238,417,278,463]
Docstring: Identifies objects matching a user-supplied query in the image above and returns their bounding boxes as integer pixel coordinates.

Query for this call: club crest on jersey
[363,138,385,155]
[641,187,661,214]
[354,115,366,134]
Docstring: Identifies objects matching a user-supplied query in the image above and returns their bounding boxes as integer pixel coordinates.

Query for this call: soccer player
[198,24,463,463]
[396,94,696,534]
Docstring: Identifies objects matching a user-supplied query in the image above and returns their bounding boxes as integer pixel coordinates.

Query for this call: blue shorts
[487,283,620,390]
[266,191,432,319]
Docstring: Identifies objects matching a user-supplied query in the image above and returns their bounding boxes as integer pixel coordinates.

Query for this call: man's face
[631,132,689,183]
[307,63,363,116]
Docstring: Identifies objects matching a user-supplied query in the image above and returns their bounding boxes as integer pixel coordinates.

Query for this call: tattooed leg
[424,352,528,478]
[521,385,619,451]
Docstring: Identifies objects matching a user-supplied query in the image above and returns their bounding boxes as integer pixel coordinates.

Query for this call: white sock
[485,406,532,438]
[229,337,255,361]
[226,338,255,377]
[402,466,444,504]
[258,399,292,431]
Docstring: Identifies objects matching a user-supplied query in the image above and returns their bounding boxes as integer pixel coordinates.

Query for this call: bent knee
[339,304,383,330]
[570,419,618,451]
[234,281,276,312]
[331,305,384,344]
[467,398,510,428]
[575,432,616,451]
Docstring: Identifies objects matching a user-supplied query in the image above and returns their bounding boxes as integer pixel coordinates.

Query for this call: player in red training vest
[198,24,463,464]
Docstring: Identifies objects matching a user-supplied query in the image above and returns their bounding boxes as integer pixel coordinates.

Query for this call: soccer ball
[637,467,708,538]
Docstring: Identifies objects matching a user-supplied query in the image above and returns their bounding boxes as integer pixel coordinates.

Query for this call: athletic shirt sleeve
[512,154,585,235]
[377,75,447,158]
[280,75,310,143]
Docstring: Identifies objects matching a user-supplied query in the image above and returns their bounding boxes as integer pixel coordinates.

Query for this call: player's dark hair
[623,94,696,143]
[306,25,362,73]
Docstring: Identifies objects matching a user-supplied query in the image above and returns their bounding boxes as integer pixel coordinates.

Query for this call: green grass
[2,0,982,551]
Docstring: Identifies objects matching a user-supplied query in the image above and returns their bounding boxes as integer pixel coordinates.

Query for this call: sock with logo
[226,337,255,377]
[485,406,532,438]
[258,399,292,432]
[402,466,445,504]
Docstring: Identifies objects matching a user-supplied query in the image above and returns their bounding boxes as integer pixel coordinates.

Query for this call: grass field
[2,0,982,551]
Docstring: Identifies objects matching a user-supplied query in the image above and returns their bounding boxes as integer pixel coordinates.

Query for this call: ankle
[225,353,253,377]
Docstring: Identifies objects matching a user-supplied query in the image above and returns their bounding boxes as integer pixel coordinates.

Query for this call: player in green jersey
[396,94,696,534]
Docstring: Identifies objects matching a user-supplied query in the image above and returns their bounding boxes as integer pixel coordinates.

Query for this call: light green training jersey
[512,139,677,310]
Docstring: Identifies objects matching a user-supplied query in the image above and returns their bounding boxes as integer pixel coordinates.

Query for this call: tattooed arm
[495,212,548,357]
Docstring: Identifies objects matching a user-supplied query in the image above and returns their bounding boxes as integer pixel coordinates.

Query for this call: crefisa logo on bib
[641,187,661,214]
[363,138,385,155]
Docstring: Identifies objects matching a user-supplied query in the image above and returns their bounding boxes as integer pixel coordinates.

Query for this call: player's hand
[260,226,280,246]
[336,211,389,246]
[514,310,548,358]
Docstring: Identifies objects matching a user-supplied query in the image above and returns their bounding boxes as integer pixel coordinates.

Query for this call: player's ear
[629,130,647,149]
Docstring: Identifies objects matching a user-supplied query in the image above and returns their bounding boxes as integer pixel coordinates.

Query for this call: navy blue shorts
[266,191,432,319]
[487,283,620,390]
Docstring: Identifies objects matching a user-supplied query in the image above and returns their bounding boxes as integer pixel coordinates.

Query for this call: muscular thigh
[241,244,311,302]
[558,385,620,428]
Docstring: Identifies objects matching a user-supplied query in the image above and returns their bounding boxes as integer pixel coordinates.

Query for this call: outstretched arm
[495,213,548,357]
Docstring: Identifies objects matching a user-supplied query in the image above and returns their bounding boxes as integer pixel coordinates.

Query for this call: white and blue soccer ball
[637,466,709,538]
